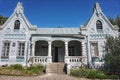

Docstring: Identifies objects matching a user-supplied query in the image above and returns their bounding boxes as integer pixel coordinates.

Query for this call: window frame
[14,20,20,30]
[96,20,103,30]
[68,46,74,56]
[1,41,11,58]
[17,42,25,58]
[90,42,99,58]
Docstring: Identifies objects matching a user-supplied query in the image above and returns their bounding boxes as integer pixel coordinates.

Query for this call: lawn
[0,64,44,76]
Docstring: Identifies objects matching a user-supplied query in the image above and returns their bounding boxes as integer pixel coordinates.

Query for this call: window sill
[1,56,9,58]
[16,56,24,59]
[16,57,24,62]
[1,57,9,62]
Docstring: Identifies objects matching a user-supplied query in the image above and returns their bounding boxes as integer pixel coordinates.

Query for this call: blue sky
[0,0,120,28]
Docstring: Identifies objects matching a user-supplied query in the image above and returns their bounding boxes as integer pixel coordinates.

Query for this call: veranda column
[65,41,68,56]
[47,41,52,63]
[32,42,36,57]
[81,41,87,64]
[30,42,35,64]
[65,41,69,63]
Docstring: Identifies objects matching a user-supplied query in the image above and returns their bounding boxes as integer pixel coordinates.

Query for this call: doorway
[52,41,65,62]
[55,47,58,62]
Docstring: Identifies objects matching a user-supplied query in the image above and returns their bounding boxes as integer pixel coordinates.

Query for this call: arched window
[96,20,102,29]
[14,20,20,29]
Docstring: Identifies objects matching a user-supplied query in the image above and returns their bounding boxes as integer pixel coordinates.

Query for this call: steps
[46,62,66,74]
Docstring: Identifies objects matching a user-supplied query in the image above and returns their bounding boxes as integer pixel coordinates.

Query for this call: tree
[104,36,120,75]
[109,17,116,25]
[115,15,120,32]
[108,15,120,32]
[0,14,8,25]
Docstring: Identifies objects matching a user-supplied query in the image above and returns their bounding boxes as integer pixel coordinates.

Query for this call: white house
[0,2,119,74]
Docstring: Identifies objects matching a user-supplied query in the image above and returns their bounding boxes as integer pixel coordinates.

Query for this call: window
[90,43,99,57]
[17,42,25,58]
[2,42,10,58]
[14,20,20,29]
[69,46,74,56]
[96,20,102,29]
[12,42,16,47]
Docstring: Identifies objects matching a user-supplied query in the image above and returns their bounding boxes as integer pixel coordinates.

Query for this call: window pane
[69,46,74,56]
[2,42,10,58]
[14,20,20,29]
[91,43,99,57]
[96,20,102,29]
[17,42,25,57]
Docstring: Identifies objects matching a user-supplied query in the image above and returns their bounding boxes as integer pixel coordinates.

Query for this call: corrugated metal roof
[34,28,81,34]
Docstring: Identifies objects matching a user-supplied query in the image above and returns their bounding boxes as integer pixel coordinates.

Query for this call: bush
[70,69,90,77]
[1,64,8,67]
[104,36,120,75]
[70,68,118,79]
[9,64,23,70]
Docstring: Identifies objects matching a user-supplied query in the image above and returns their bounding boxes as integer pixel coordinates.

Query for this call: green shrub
[70,68,118,79]
[9,64,23,70]
[1,64,8,67]
[70,69,90,77]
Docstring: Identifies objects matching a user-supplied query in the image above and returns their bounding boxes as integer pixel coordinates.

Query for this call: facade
[0,2,119,73]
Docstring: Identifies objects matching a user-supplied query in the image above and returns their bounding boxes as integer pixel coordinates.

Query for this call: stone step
[46,62,66,74]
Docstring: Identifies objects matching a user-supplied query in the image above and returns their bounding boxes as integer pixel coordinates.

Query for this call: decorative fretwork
[90,34,110,39]
[5,34,26,39]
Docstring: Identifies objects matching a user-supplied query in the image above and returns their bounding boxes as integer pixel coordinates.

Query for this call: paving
[0,74,88,80]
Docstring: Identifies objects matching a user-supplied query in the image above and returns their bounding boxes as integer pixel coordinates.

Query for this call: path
[0,74,88,80]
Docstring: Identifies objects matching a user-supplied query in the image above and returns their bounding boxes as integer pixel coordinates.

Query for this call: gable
[80,2,119,33]
[0,2,36,31]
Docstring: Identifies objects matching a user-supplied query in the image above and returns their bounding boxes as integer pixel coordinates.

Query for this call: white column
[81,41,87,64]
[47,41,52,63]
[87,41,92,68]
[65,41,68,56]
[65,41,69,63]
[32,42,35,57]
[48,41,52,57]
[82,41,86,57]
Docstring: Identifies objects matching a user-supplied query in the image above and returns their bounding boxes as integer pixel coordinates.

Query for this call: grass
[0,64,44,76]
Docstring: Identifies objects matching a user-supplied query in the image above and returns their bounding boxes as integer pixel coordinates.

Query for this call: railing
[66,56,87,69]
[29,56,86,65]
[29,56,48,64]
[91,62,104,69]
[67,56,86,63]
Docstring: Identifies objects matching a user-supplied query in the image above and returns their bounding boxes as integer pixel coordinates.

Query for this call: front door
[52,41,65,62]
[55,47,58,62]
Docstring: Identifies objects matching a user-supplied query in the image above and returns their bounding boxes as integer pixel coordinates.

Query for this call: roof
[33,28,81,35]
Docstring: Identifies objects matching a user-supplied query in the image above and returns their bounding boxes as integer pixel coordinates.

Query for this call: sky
[0,0,120,28]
